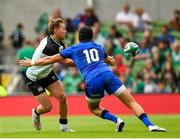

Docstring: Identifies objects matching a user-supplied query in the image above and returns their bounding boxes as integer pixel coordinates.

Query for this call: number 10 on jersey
[83,49,99,64]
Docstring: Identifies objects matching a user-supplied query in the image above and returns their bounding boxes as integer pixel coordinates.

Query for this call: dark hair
[17,23,23,29]
[78,26,93,42]
[175,9,180,14]
[48,18,64,35]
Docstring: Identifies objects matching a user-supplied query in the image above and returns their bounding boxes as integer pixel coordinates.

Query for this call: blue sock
[101,110,118,123]
[139,113,153,127]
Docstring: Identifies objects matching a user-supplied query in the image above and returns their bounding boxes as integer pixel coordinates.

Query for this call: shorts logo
[37,87,44,92]
[52,76,56,80]
[91,93,100,97]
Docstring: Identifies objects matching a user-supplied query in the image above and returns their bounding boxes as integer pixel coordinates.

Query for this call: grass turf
[0,115,180,138]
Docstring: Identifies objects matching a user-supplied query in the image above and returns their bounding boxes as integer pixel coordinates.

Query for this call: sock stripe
[34,108,40,116]
[138,113,147,120]
[101,110,109,119]
[59,119,68,124]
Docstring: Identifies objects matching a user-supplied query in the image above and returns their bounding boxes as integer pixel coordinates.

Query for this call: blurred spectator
[0,75,8,97]
[63,68,83,94]
[35,12,49,34]
[134,7,152,31]
[81,7,100,27]
[133,39,150,60]
[10,23,25,49]
[143,58,157,80]
[157,79,170,93]
[72,14,82,30]
[171,41,180,67]
[169,9,180,31]
[132,73,144,93]
[108,25,122,39]
[105,36,126,56]
[143,29,155,49]
[105,36,118,55]
[49,8,62,20]
[157,25,175,45]
[54,63,68,81]
[151,47,163,74]
[73,23,85,44]
[124,66,134,90]
[93,23,106,46]
[143,74,158,93]
[127,29,138,44]
[16,40,35,89]
[115,2,136,29]
[160,62,178,92]
[114,55,126,76]
[65,18,75,33]
[139,39,151,54]
[119,36,128,49]
[0,21,4,46]
[157,40,171,65]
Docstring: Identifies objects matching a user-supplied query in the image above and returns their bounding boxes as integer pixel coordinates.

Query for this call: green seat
[171,31,180,40]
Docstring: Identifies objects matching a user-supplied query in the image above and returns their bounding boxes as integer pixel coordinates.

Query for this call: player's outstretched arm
[104,56,116,66]
[59,58,76,67]
[19,54,63,67]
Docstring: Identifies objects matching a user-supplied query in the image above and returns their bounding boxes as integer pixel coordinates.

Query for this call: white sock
[61,124,68,130]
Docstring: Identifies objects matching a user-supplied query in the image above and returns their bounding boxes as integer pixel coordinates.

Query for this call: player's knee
[44,103,52,112]
[57,94,67,104]
[88,106,98,114]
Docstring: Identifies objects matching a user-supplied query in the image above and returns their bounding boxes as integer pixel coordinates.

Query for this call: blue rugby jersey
[60,41,111,81]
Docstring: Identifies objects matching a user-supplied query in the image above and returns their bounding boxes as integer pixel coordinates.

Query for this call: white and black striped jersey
[26,36,65,81]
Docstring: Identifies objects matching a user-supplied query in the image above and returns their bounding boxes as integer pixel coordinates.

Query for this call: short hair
[175,9,180,14]
[78,26,93,42]
[48,18,64,35]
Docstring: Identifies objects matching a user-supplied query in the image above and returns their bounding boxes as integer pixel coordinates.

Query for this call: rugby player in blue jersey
[19,26,167,132]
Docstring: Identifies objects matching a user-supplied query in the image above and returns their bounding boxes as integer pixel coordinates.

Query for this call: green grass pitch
[0,115,180,138]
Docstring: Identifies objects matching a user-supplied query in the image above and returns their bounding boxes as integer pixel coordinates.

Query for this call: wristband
[31,60,35,66]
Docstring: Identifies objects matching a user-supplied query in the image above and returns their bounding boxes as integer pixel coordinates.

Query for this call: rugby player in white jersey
[25,18,75,132]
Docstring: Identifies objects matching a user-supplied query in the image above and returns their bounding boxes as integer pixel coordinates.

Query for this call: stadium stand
[0,1,179,96]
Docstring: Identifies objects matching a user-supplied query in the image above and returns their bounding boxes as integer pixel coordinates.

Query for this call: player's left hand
[109,56,116,66]
[105,56,116,66]
[19,60,32,67]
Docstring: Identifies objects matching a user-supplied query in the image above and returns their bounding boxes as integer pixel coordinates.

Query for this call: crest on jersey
[59,45,64,51]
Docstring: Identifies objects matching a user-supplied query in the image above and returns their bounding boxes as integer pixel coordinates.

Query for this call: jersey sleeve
[102,47,108,58]
[60,47,73,58]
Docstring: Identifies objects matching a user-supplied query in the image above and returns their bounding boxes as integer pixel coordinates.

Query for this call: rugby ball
[124,42,140,57]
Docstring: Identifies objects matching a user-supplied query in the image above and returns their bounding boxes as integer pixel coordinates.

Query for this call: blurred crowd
[0,2,179,96]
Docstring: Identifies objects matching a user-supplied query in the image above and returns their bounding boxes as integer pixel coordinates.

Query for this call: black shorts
[25,71,58,96]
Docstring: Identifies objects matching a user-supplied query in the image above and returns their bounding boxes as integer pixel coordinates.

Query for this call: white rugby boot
[148,125,167,132]
[116,118,125,132]
[32,108,41,130]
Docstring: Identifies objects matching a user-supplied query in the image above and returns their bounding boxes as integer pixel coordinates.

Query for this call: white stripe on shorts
[86,97,101,103]
[113,84,127,96]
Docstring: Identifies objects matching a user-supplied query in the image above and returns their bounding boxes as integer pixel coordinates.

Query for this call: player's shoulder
[92,42,104,50]
[68,43,79,50]
[47,36,65,49]
[41,36,65,56]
